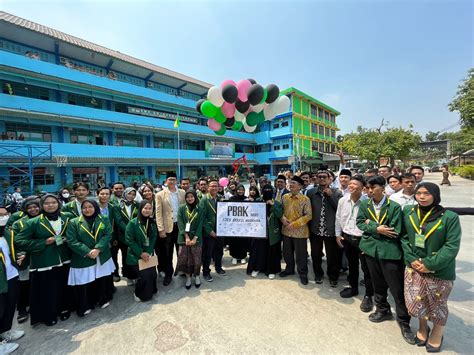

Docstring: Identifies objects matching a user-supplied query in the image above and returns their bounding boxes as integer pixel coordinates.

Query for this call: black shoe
[185,279,192,290]
[360,296,374,313]
[44,319,57,327]
[340,267,348,275]
[60,311,70,321]
[173,269,179,277]
[163,276,172,286]
[368,310,393,323]
[329,280,338,288]
[315,276,323,284]
[426,337,443,353]
[340,287,359,298]
[300,276,309,285]
[203,274,213,282]
[415,326,431,346]
[399,324,416,345]
[215,269,227,276]
[279,270,295,277]
[17,311,29,324]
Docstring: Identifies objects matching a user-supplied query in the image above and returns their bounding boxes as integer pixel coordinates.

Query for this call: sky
[1,0,472,136]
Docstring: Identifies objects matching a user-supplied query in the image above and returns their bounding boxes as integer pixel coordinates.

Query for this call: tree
[448,68,474,129]
[442,129,474,156]
[425,131,440,141]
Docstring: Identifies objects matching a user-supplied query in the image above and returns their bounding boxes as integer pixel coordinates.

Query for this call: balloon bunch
[196,79,290,135]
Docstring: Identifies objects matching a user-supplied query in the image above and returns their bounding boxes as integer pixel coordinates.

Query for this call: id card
[144,238,150,247]
[415,233,425,249]
[55,235,64,246]
[185,223,191,233]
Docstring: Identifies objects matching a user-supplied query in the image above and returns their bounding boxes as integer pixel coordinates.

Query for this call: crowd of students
[0,164,462,353]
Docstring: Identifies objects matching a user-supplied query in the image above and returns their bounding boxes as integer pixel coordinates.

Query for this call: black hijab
[230,184,246,202]
[185,190,198,211]
[40,194,62,220]
[415,182,445,222]
[261,184,274,214]
[81,199,100,225]
[138,200,154,226]
[21,195,40,218]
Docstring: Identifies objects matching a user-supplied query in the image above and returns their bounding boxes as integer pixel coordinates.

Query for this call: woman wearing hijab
[125,200,158,302]
[5,196,41,324]
[247,184,283,279]
[229,184,249,265]
[15,194,74,326]
[66,199,115,316]
[114,187,139,284]
[176,190,203,289]
[401,182,462,352]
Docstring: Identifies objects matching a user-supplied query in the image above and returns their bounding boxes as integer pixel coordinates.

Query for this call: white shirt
[385,184,396,197]
[372,195,387,218]
[390,190,417,210]
[75,201,82,216]
[335,195,363,237]
[169,189,179,223]
[0,237,19,280]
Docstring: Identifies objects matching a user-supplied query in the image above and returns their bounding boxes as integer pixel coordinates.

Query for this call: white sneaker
[0,330,24,342]
[251,271,259,278]
[83,309,91,316]
[0,341,18,354]
[134,294,141,302]
[231,258,237,265]
[268,274,276,280]
[240,258,247,264]
[100,302,110,309]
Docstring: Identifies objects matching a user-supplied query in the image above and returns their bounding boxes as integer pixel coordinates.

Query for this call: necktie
[276,190,282,202]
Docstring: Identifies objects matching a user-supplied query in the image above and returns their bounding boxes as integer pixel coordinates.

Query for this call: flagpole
[177,113,181,181]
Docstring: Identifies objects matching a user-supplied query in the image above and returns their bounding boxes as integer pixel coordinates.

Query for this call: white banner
[216,201,267,238]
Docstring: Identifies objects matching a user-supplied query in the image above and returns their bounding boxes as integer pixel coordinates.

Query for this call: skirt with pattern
[404,267,453,326]
[176,245,202,276]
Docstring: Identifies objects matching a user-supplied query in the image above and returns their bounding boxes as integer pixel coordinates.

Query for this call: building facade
[0,12,340,194]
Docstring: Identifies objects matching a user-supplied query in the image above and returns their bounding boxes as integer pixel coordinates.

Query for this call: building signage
[216,202,267,238]
[128,107,199,124]
[205,141,235,158]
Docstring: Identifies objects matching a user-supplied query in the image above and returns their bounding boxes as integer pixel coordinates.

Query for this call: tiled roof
[0,11,212,90]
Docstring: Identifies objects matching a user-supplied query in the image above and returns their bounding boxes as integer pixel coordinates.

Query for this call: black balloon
[222,84,238,103]
[248,78,257,84]
[235,98,250,113]
[247,84,264,106]
[265,84,280,104]
[224,116,235,128]
[196,98,206,114]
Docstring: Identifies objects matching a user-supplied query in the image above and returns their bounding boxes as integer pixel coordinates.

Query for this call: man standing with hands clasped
[356,176,416,345]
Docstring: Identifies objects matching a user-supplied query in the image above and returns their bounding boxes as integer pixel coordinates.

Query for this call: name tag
[185,223,191,233]
[143,238,150,247]
[55,235,64,246]
[415,233,425,249]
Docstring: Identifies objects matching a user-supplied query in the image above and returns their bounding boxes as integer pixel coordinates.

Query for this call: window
[114,102,128,113]
[311,124,318,134]
[281,121,289,127]
[325,111,329,120]
[312,141,318,151]
[319,126,324,135]
[318,107,324,118]
[311,104,318,116]
[34,171,55,185]
[9,168,54,187]
[282,143,289,149]
[273,145,281,151]
[154,137,174,149]
[118,167,145,182]
[2,81,49,100]
[116,134,143,147]
[183,140,201,150]
[319,142,324,152]
[330,113,335,123]
[68,93,103,109]
[70,130,103,145]
[255,144,271,153]
[5,122,52,142]
[273,123,280,129]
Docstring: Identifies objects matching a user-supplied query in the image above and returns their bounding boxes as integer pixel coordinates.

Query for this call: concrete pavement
[13,172,474,354]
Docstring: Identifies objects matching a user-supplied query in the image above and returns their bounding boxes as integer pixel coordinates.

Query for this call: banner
[205,141,235,158]
[216,201,267,238]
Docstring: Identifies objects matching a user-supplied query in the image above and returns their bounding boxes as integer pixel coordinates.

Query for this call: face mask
[62,193,70,198]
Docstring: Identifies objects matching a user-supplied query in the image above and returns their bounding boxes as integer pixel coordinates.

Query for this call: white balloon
[263,104,276,120]
[234,111,245,122]
[251,103,264,113]
[243,119,257,133]
[207,86,224,107]
[276,95,290,114]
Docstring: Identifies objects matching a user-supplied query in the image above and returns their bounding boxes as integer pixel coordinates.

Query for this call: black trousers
[0,277,18,333]
[309,234,340,281]
[112,239,131,278]
[282,235,308,277]
[155,223,178,277]
[131,265,157,301]
[74,275,113,316]
[365,255,410,325]
[17,279,30,313]
[202,236,224,275]
[343,234,374,297]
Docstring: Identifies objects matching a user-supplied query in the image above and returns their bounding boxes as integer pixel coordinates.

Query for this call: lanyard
[367,206,387,225]
[409,213,442,241]
[186,206,198,224]
[139,219,149,239]
[40,216,68,237]
[10,229,15,260]
[79,217,103,241]
[207,194,217,214]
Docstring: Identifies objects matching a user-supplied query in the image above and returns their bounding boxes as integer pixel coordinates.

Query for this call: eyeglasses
[317,175,328,179]
[415,191,432,197]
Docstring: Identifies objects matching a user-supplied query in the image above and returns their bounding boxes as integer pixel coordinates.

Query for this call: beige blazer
[155,188,185,233]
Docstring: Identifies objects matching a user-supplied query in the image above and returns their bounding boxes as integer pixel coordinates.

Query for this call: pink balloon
[221,79,236,89]
[219,177,229,188]
[222,102,236,118]
[236,79,251,102]
[207,118,221,131]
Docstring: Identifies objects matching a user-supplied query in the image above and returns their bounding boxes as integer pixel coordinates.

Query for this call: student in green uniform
[5,196,41,324]
[66,199,115,317]
[176,190,203,289]
[110,182,125,206]
[401,182,462,352]
[356,176,415,345]
[15,194,74,326]
[114,187,139,284]
[125,200,158,302]
[62,182,90,217]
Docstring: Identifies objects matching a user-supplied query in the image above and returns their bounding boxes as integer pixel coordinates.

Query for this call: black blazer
[306,186,342,236]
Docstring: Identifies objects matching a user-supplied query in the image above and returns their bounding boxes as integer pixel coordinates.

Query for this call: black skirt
[229,237,249,260]
[74,275,114,316]
[29,267,62,325]
[247,239,282,275]
[130,265,157,302]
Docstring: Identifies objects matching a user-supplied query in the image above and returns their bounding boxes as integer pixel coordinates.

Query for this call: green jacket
[199,194,222,237]
[4,216,31,271]
[110,194,121,206]
[401,206,461,280]
[267,201,284,246]
[114,202,139,243]
[15,212,73,269]
[0,254,7,294]
[125,217,157,266]
[177,204,203,246]
[99,203,118,242]
[356,197,403,260]
[5,211,25,231]
[62,200,82,218]
[66,215,113,268]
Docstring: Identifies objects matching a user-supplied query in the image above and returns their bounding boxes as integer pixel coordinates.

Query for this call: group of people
[0,164,462,353]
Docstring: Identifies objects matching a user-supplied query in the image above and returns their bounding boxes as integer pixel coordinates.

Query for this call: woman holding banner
[247,184,283,279]
[229,185,249,265]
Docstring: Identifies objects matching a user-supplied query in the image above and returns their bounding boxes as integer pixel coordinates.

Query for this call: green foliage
[452,165,474,180]
[441,128,474,156]
[448,68,474,129]
[425,131,440,141]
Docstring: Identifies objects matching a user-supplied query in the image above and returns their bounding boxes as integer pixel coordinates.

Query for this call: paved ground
[13,172,474,354]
